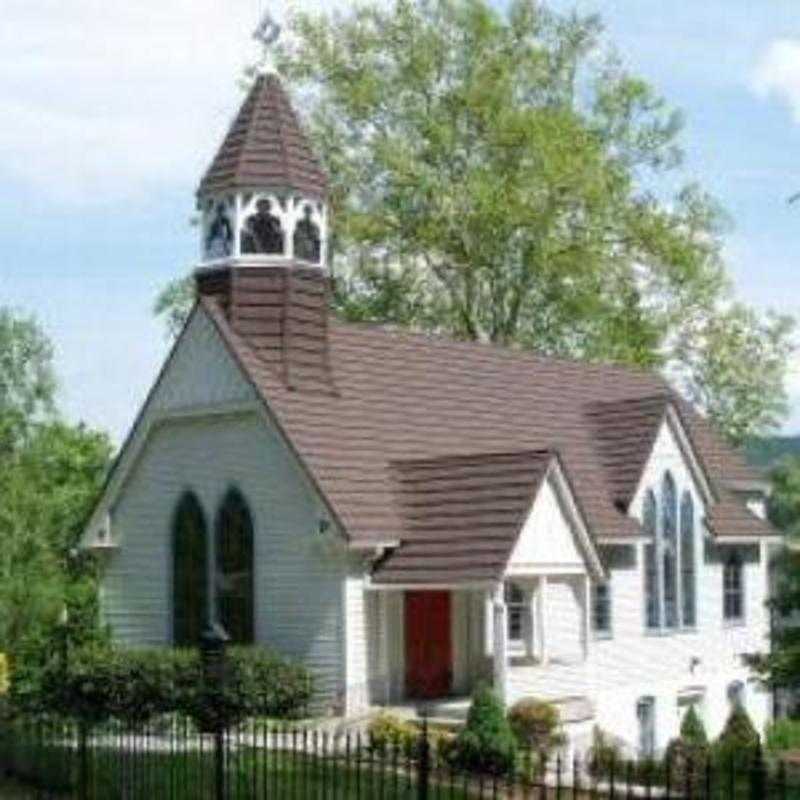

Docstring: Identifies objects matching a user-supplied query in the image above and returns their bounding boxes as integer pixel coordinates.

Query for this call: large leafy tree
[158,0,794,443]
[0,309,112,656]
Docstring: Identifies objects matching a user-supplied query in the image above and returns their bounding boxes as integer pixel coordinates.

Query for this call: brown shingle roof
[375,450,553,584]
[198,75,328,199]
[199,296,775,583]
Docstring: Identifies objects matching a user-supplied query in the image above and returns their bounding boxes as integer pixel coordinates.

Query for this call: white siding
[506,419,771,753]
[508,476,584,573]
[101,310,348,713]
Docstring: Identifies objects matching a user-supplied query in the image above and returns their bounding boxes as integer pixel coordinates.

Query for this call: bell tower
[194,72,335,393]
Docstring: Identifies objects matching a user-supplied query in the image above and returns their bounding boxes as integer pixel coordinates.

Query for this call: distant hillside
[745,436,800,469]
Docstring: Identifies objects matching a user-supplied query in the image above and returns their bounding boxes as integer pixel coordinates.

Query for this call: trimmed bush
[507,698,564,755]
[766,718,800,754]
[449,684,517,777]
[664,707,710,793]
[9,643,313,728]
[713,704,760,767]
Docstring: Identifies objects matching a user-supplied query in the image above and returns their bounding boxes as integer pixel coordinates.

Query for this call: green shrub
[766,718,800,754]
[367,713,418,755]
[587,726,623,779]
[507,698,564,755]
[449,684,517,777]
[665,707,710,793]
[713,705,760,768]
[9,643,313,728]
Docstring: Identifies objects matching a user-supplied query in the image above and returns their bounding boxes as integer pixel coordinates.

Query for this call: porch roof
[371,449,578,585]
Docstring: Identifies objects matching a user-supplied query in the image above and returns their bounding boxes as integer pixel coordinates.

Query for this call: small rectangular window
[505,582,527,643]
[723,553,745,622]
[593,582,612,635]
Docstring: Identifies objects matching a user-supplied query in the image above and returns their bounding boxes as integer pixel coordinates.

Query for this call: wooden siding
[101,308,346,712]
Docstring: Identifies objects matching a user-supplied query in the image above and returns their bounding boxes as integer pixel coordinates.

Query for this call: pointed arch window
[242,199,285,255]
[643,490,660,630]
[680,492,696,627]
[215,489,255,644]
[661,473,678,629]
[172,493,209,646]
[293,205,322,263]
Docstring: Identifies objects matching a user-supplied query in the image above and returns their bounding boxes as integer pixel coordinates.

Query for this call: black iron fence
[1,714,798,800]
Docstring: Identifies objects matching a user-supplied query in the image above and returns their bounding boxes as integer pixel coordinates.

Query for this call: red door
[405,591,452,699]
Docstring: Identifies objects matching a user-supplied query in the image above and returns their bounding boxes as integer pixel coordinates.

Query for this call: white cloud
[0,0,344,206]
[752,39,800,123]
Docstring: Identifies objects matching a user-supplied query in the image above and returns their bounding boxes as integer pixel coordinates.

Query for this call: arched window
[241,199,284,255]
[172,492,209,646]
[504,582,526,643]
[680,492,696,627]
[205,203,233,259]
[723,551,744,622]
[293,205,322,263]
[215,489,255,644]
[643,490,660,629]
[662,473,678,629]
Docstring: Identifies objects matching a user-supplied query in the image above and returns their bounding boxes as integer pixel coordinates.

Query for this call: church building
[82,70,779,756]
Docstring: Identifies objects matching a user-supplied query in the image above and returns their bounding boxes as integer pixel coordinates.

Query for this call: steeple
[196,74,329,266]
[194,74,335,393]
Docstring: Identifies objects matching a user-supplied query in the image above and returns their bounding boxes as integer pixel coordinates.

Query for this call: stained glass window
[662,473,678,629]
[172,493,209,646]
[681,492,696,627]
[643,490,660,629]
[215,489,255,644]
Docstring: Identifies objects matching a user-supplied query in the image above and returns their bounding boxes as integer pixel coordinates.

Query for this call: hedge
[9,643,313,728]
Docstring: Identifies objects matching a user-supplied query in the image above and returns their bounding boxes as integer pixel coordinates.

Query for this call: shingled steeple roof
[198,74,328,199]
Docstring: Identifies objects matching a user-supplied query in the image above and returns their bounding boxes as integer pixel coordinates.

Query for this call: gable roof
[196,296,773,576]
[373,450,554,585]
[197,74,328,199]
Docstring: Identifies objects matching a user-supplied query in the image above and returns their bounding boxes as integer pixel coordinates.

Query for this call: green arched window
[215,489,255,644]
[172,492,209,646]
[680,492,696,627]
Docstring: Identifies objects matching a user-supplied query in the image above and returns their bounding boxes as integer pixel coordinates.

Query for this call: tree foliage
[0,308,112,658]
[157,0,794,443]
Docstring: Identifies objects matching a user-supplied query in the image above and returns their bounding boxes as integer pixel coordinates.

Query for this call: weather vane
[254,10,282,48]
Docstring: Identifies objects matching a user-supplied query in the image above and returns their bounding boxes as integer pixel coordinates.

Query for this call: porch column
[491,584,508,705]
[537,575,549,666]
[582,575,591,661]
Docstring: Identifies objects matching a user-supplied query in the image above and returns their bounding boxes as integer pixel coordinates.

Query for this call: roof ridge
[330,318,671,384]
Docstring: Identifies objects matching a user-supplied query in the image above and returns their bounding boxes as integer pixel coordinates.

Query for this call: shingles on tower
[195,74,335,393]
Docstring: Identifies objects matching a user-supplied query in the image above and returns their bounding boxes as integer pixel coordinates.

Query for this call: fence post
[77,721,90,800]
[417,717,430,800]
[749,741,766,800]
[201,624,230,800]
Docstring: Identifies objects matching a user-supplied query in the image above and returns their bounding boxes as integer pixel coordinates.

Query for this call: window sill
[723,619,746,629]
[593,631,613,641]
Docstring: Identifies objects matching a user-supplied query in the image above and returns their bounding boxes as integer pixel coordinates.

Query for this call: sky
[2,1,800,444]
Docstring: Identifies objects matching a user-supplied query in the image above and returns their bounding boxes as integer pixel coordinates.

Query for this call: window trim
[592,581,613,638]
[723,550,745,624]
[504,581,527,646]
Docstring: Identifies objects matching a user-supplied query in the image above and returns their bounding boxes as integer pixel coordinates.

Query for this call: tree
[0,309,112,658]
[768,456,800,540]
[158,0,794,443]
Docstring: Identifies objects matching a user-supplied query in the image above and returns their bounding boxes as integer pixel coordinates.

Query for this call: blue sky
[3,1,800,444]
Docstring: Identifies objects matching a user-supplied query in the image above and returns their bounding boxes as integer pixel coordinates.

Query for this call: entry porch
[360,575,594,714]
